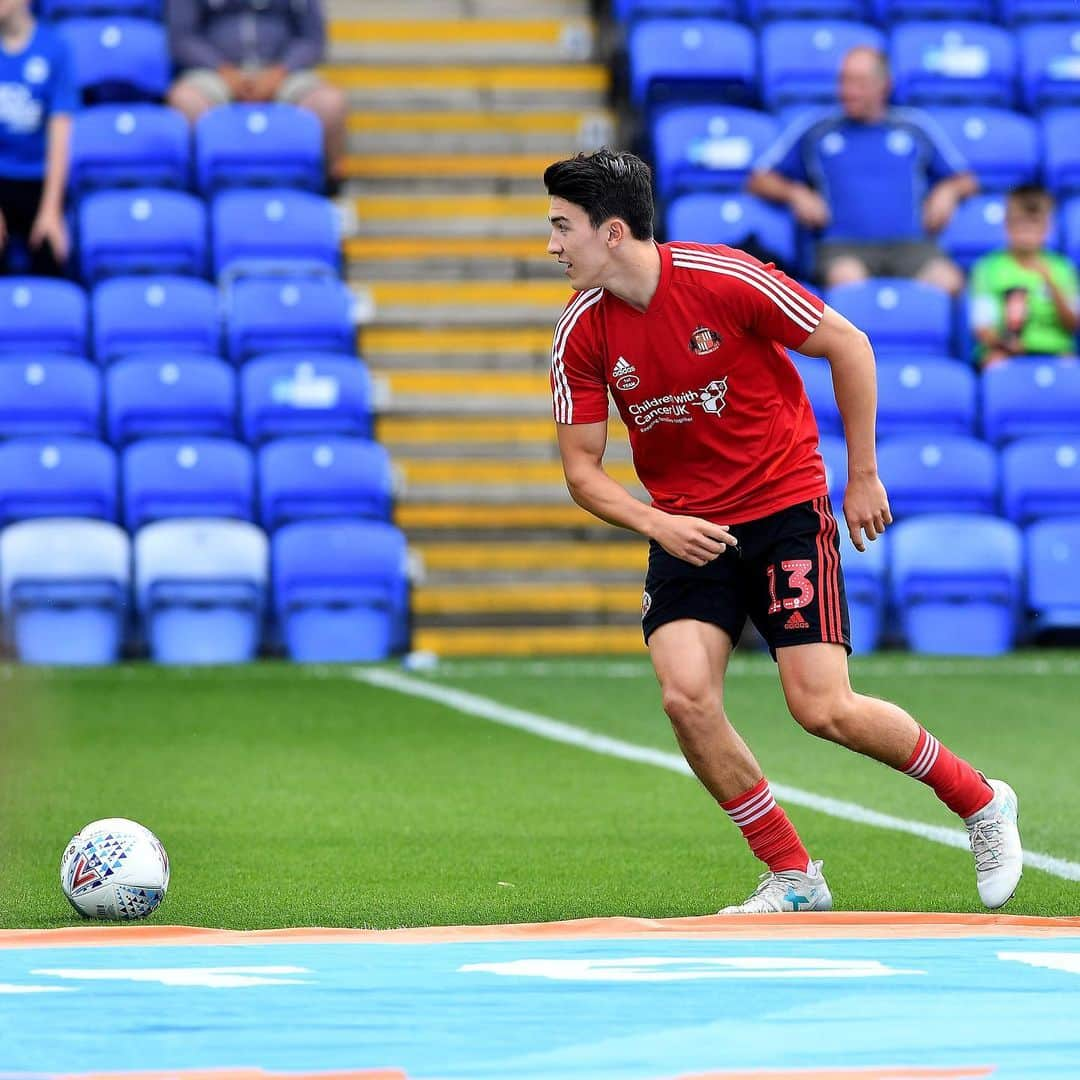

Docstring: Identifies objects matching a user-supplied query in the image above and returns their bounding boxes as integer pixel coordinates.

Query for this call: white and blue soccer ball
[60,817,170,920]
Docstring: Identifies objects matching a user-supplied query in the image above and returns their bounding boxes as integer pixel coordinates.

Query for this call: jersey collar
[608,241,673,318]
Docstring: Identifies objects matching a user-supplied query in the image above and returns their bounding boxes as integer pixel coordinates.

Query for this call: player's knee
[788,689,860,743]
[661,683,721,739]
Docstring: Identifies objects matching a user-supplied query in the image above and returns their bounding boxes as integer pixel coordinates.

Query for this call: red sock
[721,777,810,873]
[902,727,993,819]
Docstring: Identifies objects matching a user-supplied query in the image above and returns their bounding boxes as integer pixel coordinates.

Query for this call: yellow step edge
[378,417,555,443]
[413,626,644,656]
[348,113,607,136]
[346,236,548,260]
[323,65,609,92]
[397,503,626,529]
[330,19,591,45]
[399,460,637,486]
[414,583,642,615]
[381,370,550,395]
[366,281,567,305]
[354,194,549,221]
[415,542,646,572]
[342,154,554,179]
[361,327,553,354]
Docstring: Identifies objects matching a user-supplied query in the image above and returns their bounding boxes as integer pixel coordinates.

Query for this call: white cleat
[965,778,1023,909]
[718,859,833,914]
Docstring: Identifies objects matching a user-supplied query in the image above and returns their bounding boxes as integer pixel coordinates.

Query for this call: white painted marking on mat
[31,966,313,988]
[999,952,1080,975]
[354,668,1080,883]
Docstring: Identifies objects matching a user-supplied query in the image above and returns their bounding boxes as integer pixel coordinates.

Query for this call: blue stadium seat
[925,107,1039,191]
[59,18,169,104]
[134,518,268,664]
[39,0,161,18]
[891,23,1017,107]
[121,438,255,531]
[272,519,409,661]
[0,518,130,665]
[838,528,887,654]
[818,433,847,506]
[1019,23,1080,110]
[825,279,953,356]
[941,194,1060,271]
[0,358,100,439]
[92,276,219,364]
[106,357,236,445]
[211,189,340,278]
[890,514,1022,655]
[653,106,778,198]
[0,278,87,356]
[0,438,117,525]
[69,106,189,198]
[613,0,742,22]
[240,355,373,444]
[876,356,977,440]
[1065,195,1080,265]
[874,0,994,20]
[1042,110,1080,197]
[225,277,354,365]
[257,437,393,531]
[746,0,870,20]
[760,21,885,111]
[665,194,796,267]
[982,360,1080,445]
[78,189,208,283]
[194,104,325,195]
[793,357,841,437]
[628,19,757,111]
[1025,517,1080,635]
[878,434,998,517]
[999,0,1080,23]
[1001,436,1080,522]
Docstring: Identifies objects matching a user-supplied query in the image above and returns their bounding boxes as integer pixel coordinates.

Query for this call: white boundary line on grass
[353,667,1080,884]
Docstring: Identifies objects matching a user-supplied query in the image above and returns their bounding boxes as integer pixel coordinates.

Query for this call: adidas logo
[612,356,635,378]
[784,610,810,631]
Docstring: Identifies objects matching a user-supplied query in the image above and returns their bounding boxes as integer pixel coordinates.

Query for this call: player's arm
[556,420,738,566]
[797,305,892,551]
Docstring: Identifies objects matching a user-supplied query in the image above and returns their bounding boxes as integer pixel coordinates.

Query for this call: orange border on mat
[2,912,1079,948]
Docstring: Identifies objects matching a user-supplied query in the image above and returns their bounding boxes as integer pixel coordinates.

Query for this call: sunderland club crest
[689,325,722,355]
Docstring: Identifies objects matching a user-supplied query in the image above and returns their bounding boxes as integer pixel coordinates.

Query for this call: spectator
[0,0,74,276]
[969,184,1079,368]
[747,46,977,296]
[166,0,347,190]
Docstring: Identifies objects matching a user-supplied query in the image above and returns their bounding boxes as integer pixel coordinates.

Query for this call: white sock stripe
[919,739,941,778]
[904,738,932,777]
[906,733,940,778]
[729,797,778,828]
[725,785,775,823]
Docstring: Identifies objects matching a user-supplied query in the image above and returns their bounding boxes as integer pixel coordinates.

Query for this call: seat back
[1042,109,1080,197]
[891,22,1017,106]
[981,359,1080,445]
[878,434,998,517]
[0,358,101,439]
[876,356,977,440]
[1025,517,1080,627]
[793,357,841,437]
[1001,436,1080,522]
[1019,23,1080,110]
[60,18,169,104]
[826,278,953,356]
[924,107,1039,192]
[664,193,796,267]
[837,527,887,653]
[0,438,117,525]
[0,278,87,356]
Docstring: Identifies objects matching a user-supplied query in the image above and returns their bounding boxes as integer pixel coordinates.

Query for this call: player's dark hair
[1007,182,1054,217]
[543,148,654,241]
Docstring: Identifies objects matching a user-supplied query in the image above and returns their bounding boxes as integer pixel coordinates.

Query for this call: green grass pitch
[2,652,1077,930]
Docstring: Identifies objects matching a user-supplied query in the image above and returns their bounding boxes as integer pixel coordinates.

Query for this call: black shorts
[641,496,851,660]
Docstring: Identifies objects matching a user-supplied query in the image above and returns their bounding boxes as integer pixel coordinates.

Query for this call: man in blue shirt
[0,0,76,276]
[748,46,977,295]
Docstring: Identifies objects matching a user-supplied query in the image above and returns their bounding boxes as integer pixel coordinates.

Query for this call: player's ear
[605,219,625,247]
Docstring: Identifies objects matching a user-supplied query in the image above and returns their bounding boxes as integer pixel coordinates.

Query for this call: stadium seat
[1025,517,1080,635]
[69,106,189,198]
[0,278,87,357]
[240,355,374,444]
[1001,436,1080,522]
[838,528,887,654]
[59,18,169,104]
[941,194,1060,271]
[925,107,1039,192]
[39,0,161,18]
[792,357,841,437]
[981,360,1080,445]
[0,518,130,665]
[272,519,409,661]
[613,0,742,20]
[121,438,255,531]
[1019,23,1080,110]
[211,189,340,278]
[194,104,325,195]
[1065,195,1080,265]
[818,433,847,506]
[627,19,757,111]
[92,276,220,364]
[873,0,995,21]
[78,189,208,283]
[0,358,101,439]
[652,106,778,199]
[999,0,1080,23]
[225,277,354,365]
[825,279,953,356]
[134,518,268,664]
[106,357,236,445]
[878,434,998,517]
[760,21,885,111]
[876,356,977,440]
[664,194,797,268]
[1042,110,1080,197]
[257,437,393,531]
[0,438,118,525]
[890,514,1023,655]
[746,0,870,20]
[890,23,1017,107]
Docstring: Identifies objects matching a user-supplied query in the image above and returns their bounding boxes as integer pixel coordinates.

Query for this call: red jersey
[551,241,829,525]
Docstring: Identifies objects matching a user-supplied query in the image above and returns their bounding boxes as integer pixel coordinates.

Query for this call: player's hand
[788,186,830,229]
[843,471,892,552]
[922,186,958,233]
[29,205,69,264]
[651,514,738,567]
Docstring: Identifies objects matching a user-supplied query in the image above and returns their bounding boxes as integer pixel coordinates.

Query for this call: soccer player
[545,147,1022,913]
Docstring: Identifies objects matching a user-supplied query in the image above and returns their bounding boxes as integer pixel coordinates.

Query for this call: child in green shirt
[968,184,1079,367]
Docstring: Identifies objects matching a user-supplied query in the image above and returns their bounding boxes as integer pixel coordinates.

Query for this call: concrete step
[360,326,554,367]
[329,18,595,64]
[412,625,644,656]
[327,0,592,18]
[350,194,547,238]
[414,581,641,616]
[345,233,560,280]
[415,541,646,580]
[379,415,631,452]
[396,501,630,535]
[355,280,566,326]
[379,369,550,412]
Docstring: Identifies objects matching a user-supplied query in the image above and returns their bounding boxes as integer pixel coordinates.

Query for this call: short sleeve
[916,113,969,183]
[550,292,608,425]
[48,33,79,115]
[723,255,824,350]
[753,122,809,183]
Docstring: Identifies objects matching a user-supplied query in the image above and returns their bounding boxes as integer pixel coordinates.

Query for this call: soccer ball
[60,818,170,921]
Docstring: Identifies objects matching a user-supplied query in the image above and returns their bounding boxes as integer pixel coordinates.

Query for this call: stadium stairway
[324,0,652,656]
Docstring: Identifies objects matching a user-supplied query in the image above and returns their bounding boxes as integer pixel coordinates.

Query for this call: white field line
[353,667,1080,884]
